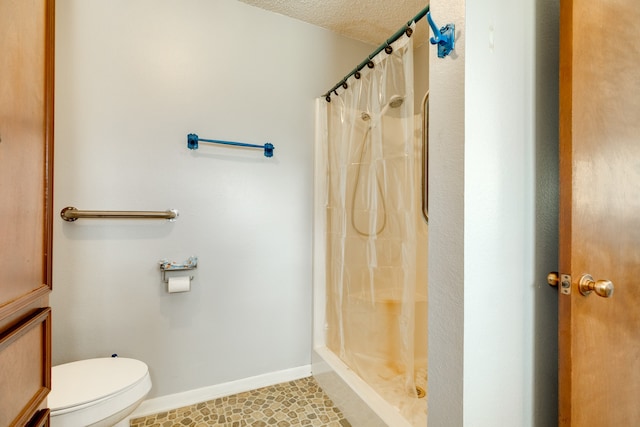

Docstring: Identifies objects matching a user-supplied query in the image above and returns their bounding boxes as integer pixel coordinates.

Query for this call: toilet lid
[49,358,149,412]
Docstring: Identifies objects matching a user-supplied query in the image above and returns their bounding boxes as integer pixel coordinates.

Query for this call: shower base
[312,346,426,427]
[350,351,427,426]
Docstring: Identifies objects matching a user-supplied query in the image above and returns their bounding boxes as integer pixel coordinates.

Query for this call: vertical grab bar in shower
[421,91,429,223]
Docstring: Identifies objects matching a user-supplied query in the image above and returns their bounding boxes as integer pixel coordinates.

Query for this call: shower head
[388,95,405,109]
[380,95,405,116]
[359,95,405,122]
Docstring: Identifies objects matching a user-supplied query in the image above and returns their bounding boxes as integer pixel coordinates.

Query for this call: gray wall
[52,0,373,399]
[428,0,559,425]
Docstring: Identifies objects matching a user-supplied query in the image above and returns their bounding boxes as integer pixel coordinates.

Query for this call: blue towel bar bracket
[187,133,274,157]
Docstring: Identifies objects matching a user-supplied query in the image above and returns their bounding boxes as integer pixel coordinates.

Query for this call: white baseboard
[126,365,312,420]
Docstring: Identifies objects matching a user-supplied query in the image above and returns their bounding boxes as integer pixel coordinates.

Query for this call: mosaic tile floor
[130,376,351,427]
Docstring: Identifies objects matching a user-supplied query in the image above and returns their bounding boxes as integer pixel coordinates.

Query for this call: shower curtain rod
[323,4,430,102]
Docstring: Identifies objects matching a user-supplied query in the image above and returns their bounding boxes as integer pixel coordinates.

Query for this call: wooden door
[0,0,54,425]
[558,0,640,425]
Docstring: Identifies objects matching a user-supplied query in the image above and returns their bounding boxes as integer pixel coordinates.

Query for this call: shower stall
[313,26,428,427]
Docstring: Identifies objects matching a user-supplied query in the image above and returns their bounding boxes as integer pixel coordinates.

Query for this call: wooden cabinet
[0,0,55,426]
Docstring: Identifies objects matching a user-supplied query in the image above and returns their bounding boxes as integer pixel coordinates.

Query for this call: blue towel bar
[187,133,274,157]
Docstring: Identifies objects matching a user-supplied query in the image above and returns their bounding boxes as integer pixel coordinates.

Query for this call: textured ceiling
[236,0,430,47]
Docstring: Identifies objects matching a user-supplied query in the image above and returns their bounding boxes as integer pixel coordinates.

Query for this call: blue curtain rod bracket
[427,12,455,58]
[187,133,274,157]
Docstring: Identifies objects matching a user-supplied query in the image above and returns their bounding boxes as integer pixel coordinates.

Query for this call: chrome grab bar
[60,207,178,222]
[421,91,429,223]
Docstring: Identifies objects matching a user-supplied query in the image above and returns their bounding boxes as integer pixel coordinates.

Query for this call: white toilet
[49,357,152,427]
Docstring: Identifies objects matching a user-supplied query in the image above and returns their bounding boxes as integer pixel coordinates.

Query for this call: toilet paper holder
[159,256,198,283]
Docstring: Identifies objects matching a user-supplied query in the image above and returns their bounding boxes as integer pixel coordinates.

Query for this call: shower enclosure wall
[313,31,428,427]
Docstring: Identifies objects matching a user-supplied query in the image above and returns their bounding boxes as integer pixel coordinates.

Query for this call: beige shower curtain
[317,28,427,413]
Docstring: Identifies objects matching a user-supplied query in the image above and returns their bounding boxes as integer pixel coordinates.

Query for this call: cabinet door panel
[28,409,51,427]
[0,0,54,311]
[0,308,51,427]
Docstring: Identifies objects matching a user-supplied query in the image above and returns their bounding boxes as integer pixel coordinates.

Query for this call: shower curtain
[317,28,427,412]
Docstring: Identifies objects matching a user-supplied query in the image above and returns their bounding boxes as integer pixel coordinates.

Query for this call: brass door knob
[579,274,614,298]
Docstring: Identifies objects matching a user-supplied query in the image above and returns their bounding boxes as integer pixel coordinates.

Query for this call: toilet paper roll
[167,276,191,293]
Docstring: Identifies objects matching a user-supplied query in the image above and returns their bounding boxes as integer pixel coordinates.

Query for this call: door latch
[548,272,572,295]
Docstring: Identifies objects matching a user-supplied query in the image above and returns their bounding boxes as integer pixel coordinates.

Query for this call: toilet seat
[49,358,151,427]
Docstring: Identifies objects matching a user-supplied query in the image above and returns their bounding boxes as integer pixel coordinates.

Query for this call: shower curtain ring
[405,25,414,37]
[367,61,374,69]
[354,70,361,79]
[342,81,348,89]
[384,42,393,54]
